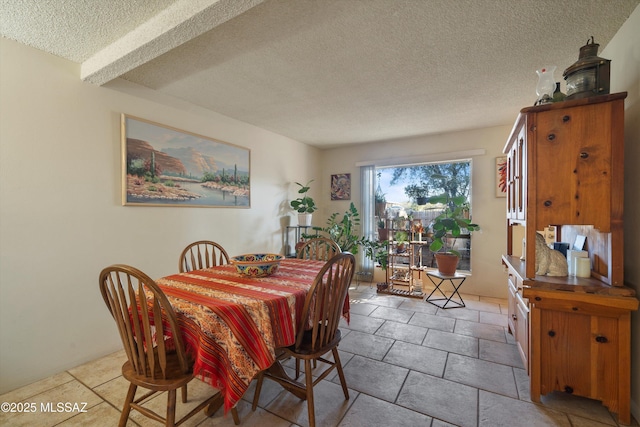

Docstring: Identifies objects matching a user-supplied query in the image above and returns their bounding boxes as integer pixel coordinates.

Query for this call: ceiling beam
[81,0,264,85]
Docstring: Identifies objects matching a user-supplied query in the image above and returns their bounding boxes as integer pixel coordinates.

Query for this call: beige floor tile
[57,401,136,426]
[0,380,103,427]
[67,350,125,389]
[464,299,502,314]
[0,371,75,403]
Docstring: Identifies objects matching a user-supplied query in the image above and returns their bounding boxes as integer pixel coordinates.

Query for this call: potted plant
[394,230,409,253]
[375,186,387,217]
[362,238,389,268]
[361,238,389,288]
[404,183,429,205]
[377,218,388,241]
[290,180,317,226]
[428,193,480,275]
[309,202,361,253]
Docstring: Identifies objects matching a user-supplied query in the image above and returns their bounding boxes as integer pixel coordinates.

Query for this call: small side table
[424,271,466,309]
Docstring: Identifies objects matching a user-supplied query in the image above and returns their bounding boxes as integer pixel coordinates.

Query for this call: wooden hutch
[502,92,638,425]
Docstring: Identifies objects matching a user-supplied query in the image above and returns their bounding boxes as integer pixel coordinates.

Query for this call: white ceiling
[2,0,638,148]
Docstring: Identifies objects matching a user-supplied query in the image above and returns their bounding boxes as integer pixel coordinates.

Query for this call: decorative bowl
[230,253,284,277]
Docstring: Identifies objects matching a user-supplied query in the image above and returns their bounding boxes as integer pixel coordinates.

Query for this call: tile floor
[1,283,637,427]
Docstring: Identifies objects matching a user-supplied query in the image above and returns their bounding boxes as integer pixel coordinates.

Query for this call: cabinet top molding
[520,91,627,114]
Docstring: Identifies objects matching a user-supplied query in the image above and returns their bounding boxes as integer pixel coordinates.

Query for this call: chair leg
[167,389,177,427]
[181,385,187,403]
[231,406,240,425]
[305,359,316,427]
[296,359,317,379]
[333,348,349,400]
[119,383,137,427]
[251,371,264,411]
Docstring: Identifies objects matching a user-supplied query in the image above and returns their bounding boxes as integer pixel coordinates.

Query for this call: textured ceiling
[2,0,638,147]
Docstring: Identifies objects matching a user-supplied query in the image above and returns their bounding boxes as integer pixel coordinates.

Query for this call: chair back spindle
[296,237,341,261]
[100,265,189,379]
[179,240,230,272]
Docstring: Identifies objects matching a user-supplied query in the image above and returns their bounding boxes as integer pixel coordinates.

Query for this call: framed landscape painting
[121,114,250,207]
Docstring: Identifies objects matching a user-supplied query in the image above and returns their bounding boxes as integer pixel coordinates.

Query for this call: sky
[377,167,409,204]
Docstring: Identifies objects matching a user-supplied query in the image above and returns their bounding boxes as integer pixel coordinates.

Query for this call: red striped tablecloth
[155,258,328,412]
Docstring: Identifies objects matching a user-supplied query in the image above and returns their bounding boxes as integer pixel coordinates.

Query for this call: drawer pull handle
[544,200,552,207]
[595,336,608,343]
[535,296,542,301]
[548,134,556,141]
[564,386,574,394]
[580,152,589,159]
[562,115,570,122]
[548,330,556,337]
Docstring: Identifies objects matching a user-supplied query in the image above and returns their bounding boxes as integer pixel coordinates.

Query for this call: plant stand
[424,271,466,309]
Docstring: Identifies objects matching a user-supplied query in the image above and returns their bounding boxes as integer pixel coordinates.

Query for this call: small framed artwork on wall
[331,173,351,200]
[496,156,507,198]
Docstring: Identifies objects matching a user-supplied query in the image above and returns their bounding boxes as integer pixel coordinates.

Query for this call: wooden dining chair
[179,240,230,273]
[296,237,341,261]
[99,264,239,427]
[251,252,355,427]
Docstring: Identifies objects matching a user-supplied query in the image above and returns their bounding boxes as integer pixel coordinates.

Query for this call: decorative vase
[536,66,556,105]
[298,213,312,226]
[435,253,459,276]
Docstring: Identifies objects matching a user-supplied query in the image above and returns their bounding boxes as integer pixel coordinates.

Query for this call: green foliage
[390,162,470,201]
[428,189,479,256]
[201,172,217,182]
[128,158,145,177]
[394,230,409,244]
[164,180,175,187]
[404,183,428,201]
[290,180,317,213]
[312,202,360,253]
[361,239,389,269]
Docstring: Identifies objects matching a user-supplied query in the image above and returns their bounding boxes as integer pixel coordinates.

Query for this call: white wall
[0,38,320,394]
[602,5,640,420]
[319,127,511,298]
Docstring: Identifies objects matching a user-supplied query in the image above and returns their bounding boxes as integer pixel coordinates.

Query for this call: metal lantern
[563,37,611,100]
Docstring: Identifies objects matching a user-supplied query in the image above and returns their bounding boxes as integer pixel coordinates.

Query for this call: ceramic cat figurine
[535,232,568,276]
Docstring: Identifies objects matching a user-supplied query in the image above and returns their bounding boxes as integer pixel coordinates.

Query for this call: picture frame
[496,156,507,198]
[121,114,250,207]
[330,173,351,200]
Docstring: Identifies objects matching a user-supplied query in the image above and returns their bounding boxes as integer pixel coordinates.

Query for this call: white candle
[575,257,591,278]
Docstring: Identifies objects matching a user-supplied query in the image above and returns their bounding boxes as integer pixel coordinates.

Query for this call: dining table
[154,257,343,413]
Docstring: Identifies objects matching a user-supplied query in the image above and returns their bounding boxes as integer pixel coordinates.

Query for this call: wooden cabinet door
[591,316,618,412]
[539,310,591,397]
[515,293,529,373]
[534,103,612,231]
[507,275,517,334]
